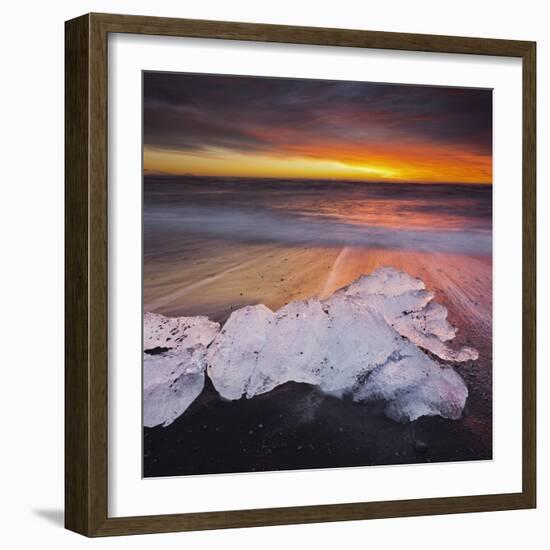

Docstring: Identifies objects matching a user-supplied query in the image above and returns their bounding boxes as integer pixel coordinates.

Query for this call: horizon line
[143,172,493,186]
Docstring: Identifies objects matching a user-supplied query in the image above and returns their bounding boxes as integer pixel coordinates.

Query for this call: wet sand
[145,241,491,323]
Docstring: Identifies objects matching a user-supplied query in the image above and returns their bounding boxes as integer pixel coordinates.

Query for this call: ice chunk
[206,304,274,400]
[144,267,476,426]
[144,311,220,353]
[342,267,478,361]
[345,266,426,297]
[143,313,220,427]
[352,350,468,422]
[207,297,404,400]
[143,346,207,428]
[207,267,475,422]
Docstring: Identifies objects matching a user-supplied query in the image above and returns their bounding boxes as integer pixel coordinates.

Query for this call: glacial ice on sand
[143,312,220,353]
[341,267,478,362]
[144,268,473,427]
[143,313,219,427]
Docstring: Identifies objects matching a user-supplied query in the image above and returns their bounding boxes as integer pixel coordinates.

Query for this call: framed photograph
[65,13,536,536]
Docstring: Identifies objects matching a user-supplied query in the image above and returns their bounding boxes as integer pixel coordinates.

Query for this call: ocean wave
[145,203,491,256]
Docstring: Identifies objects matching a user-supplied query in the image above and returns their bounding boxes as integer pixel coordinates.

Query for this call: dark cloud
[143,72,492,157]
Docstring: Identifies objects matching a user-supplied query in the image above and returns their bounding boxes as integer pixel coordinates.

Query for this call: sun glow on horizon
[144,145,492,184]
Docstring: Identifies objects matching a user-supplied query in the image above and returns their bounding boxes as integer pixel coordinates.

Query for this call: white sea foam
[144,268,473,427]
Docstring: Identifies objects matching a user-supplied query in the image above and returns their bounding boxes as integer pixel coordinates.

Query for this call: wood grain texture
[92,12,533,56]
[64,12,537,537]
[65,14,91,535]
[521,42,537,508]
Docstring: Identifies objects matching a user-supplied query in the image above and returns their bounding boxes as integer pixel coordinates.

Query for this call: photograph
[141,71,493,478]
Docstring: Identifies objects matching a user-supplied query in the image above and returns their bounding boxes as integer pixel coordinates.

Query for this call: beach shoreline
[143,177,492,477]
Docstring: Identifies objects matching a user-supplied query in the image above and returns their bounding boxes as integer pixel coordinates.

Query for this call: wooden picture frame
[65,12,536,537]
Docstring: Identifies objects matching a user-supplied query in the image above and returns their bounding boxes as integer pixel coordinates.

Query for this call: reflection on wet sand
[144,240,491,333]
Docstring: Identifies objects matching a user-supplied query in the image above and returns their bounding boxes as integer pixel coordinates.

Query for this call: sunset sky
[143,73,492,184]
